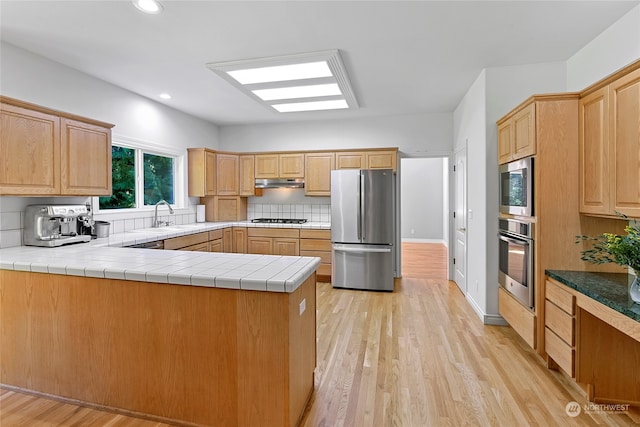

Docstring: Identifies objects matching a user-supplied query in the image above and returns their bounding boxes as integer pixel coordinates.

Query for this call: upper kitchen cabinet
[188,148,216,197]
[579,61,640,218]
[61,118,112,196]
[215,153,239,196]
[305,153,334,196]
[255,153,305,178]
[0,96,113,196]
[497,101,536,164]
[335,149,397,171]
[239,155,256,196]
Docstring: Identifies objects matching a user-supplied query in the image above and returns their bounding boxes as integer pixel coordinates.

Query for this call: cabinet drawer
[182,242,210,252]
[498,287,536,349]
[208,229,223,240]
[247,228,299,238]
[300,250,331,264]
[546,279,575,315]
[300,239,331,251]
[317,263,332,277]
[545,327,574,377]
[544,300,574,345]
[299,229,331,240]
[164,231,209,250]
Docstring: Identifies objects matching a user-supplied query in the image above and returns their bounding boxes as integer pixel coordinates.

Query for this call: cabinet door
[255,154,279,178]
[610,67,640,218]
[204,151,217,196]
[273,238,299,256]
[279,153,305,178]
[60,118,112,196]
[187,149,216,197]
[335,152,366,169]
[0,103,61,195]
[497,121,513,164]
[239,155,256,196]
[579,87,611,215]
[209,239,224,252]
[305,153,334,196]
[233,227,247,253]
[247,237,273,255]
[366,151,397,171]
[216,153,239,196]
[512,103,536,160]
[223,227,233,252]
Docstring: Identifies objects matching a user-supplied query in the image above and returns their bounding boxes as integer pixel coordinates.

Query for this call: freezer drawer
[332,244,394,291]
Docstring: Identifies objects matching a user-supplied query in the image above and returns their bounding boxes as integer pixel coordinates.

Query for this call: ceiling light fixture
[133,0,163,14]
[159,93,172,100]
[206,50,358,113]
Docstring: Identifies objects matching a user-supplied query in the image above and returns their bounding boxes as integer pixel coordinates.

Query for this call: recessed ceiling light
[252,84,342,101]
[159,93,172,100]
[272,100,349,113]
[206,50,358,113]
[133,0,163,14]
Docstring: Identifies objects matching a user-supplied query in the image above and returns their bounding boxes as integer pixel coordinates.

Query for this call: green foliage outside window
[99,146,135,209]
[144,153,174,205]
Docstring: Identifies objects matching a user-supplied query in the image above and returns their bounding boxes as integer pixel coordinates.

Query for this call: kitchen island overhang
[0,247,320,427]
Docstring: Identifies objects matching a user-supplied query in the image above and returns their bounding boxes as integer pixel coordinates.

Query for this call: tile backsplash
[248,203,330,223]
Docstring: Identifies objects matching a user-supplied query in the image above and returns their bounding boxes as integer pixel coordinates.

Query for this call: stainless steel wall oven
[499,157,533,216]
[498,219,534,309]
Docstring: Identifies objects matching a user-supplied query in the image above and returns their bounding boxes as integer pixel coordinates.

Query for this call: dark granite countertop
[546,270,640,322]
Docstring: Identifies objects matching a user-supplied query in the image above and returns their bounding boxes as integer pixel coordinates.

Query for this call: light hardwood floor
[2,244,639,426]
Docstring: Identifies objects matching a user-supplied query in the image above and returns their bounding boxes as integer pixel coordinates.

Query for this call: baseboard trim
[465,294,507,325]
[401,238,446,245]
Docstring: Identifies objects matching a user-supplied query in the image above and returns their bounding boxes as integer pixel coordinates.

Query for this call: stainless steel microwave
[499,157,533,216]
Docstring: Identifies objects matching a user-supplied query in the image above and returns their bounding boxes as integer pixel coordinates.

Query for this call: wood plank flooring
[2,243,639,426]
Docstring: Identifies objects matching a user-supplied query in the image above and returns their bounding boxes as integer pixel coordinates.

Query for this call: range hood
[255,178,305,189]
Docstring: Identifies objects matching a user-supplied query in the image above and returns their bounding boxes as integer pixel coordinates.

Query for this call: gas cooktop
[251,218,308,224]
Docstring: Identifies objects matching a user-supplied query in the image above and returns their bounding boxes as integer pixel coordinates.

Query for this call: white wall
[567,4,640,91]
[400,157,445,242]
[0,42,221,247]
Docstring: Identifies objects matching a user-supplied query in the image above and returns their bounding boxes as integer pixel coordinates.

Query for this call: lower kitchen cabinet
[300,229,332,281]
[233,227,247,253]
[544,278,576,377]
[164,231,210,250]
[498,287,536,349]
[247,228,300,256]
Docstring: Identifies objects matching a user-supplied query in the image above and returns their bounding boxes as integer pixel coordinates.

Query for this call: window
[96,138,183,212]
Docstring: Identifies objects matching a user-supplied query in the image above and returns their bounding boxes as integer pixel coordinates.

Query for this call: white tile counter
[0,221,329,293]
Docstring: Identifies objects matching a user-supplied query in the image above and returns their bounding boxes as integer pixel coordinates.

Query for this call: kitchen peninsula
[0,224,321,427]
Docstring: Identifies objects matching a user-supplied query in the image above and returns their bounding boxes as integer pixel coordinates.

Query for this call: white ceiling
[1,1,638,125]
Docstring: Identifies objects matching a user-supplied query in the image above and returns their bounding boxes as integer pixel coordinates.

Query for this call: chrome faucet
[153,200,175,228]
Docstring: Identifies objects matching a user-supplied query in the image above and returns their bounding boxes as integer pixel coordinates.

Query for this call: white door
[453,147,467,294]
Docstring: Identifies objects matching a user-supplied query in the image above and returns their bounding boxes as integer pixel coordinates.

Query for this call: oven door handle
[498,233,530,244]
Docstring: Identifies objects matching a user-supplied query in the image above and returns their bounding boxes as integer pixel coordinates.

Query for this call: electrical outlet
[299,298,306,316]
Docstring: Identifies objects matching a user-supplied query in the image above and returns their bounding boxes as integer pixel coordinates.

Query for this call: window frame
[92,135,186,215]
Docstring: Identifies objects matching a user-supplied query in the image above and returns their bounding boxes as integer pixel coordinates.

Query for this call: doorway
[400,157,449,280]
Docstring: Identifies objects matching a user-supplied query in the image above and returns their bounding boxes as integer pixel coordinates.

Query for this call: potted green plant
[576,217,640,303]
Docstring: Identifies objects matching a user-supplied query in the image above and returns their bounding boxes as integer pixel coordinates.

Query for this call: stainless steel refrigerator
[331,169,395,291]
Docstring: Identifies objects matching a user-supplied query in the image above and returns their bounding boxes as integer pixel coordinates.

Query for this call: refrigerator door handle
[333,245,392,254]
[357,173,362,240]
[360,172,366,241]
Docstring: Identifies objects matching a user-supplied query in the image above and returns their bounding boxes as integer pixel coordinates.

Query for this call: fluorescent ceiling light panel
[206,50,358,113]
[133,0,163,14]
[228,62,332,85]
[273,100,349,113]
[252,84,342,101]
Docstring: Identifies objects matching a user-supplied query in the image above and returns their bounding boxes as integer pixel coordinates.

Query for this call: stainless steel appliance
[499,157,533,216]
[498,218,534,309]
[255,178,304,189]
[24,205,93,247]
[127,240,164,249]
[331,169,395,291]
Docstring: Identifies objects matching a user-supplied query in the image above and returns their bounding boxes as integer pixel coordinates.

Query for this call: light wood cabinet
[188,148,217,197]
[497,101,536,164]
[300,229,332,281]
[498,287,536,349]
[0,97,113,196]
[335,150,398,171]
[544,279,576,377]
[61,118,112,196]
[216,153,239,196]
[255,153,305,178]
[239,155,256,196]
[247,228,300,256]
[232,227,247,253]
[305,153,334,196]
[579,63,640,218]
[201,196,247,222]
[223,227,232,252]
[164,231,210,250]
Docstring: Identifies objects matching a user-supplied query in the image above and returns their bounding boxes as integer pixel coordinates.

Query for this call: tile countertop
[0,221,329,293]
[546,270,640,322]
